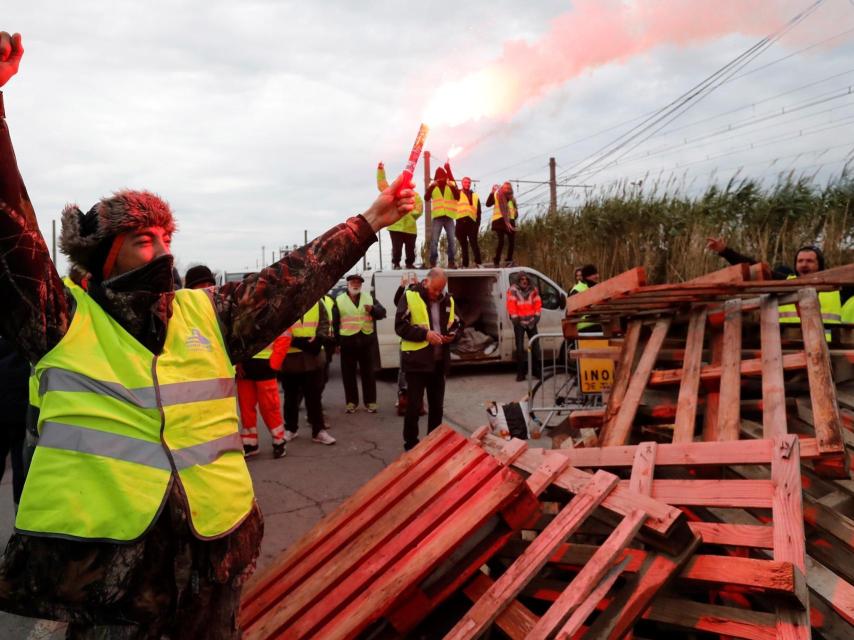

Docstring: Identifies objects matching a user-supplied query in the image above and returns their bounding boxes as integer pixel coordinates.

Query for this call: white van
[366,267,568,370]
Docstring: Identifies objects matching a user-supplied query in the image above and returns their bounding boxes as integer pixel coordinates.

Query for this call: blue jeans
[429,216,456,266]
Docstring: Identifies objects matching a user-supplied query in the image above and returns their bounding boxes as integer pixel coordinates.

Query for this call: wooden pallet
[239,426,544,639]
[576,283,850,477]
[447,434,698,640]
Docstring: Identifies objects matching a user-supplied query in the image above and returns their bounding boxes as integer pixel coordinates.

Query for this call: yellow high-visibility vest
[400,289,456,352]
[336,291,375,336]
[778,275,841,341]
[430,185,458,219]
[17,282,253,541]
[252,345,274,359]
[569,282,595,331]
[378,167,423,234]
[457,191,480,221]
[287,302,321,353]
[491,197,517,222]
[843,296,854,324]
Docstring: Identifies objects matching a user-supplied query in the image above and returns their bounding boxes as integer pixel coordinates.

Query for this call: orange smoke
[423,0,825,127]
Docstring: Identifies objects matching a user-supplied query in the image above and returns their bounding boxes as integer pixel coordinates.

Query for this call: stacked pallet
[555,262,854,638]
[239,263,852,638]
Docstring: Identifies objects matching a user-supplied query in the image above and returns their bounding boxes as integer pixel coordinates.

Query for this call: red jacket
[507,285,542,322]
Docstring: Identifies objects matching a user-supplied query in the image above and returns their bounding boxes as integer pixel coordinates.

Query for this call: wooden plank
[687,263,751,284]
[701,321,724,442]
[645,597,778,640]
[688,522,774,548]
[619,478,774,508]
[529,510,647,639]
[538,544,802,596]
[803,492,854,549]
[798,287,845,455]
[243,444,495,638]
[444,470,619,640]
[550,437,822,468]
[649,351,807,386]
[582,532,702,639]
[279,467,528,640]
[555,557,630,640]
[761,295,788,439]
[601,319,642,428]
[241,426,464,623]
[718,298,743,440]
[564,267,646,316]
[481,438,684,537]
[804,556,854,626]
[525,451,572,497]
[771,434,811,639]
[674,307,707,442]
[600,317,672,447]
[493,438,528,466]
[462,572,538,640]
[629,441,656,496]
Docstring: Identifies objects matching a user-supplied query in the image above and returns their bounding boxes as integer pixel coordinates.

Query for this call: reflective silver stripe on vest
[38,421,242,471]
[39,421,172,470]
[822,313,842,323]
[171,432,243,470]
[40,368,236,409]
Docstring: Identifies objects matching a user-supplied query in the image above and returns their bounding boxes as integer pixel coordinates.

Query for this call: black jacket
[0,336,29,426]
[395,285,461,374]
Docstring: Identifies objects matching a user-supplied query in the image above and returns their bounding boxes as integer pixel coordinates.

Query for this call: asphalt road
[0,359,549,638]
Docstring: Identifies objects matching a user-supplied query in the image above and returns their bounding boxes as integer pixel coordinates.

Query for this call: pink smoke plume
[423,0,828,127]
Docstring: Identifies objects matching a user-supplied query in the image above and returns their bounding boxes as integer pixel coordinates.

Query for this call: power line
[568,87,854,177]
[477,23,854,181]
[558,0,827,183]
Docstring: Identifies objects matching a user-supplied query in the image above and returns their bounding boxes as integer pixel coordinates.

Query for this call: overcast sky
[4,0,854,276]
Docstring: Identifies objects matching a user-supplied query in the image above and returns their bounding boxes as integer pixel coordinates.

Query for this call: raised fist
[0,32,24,88]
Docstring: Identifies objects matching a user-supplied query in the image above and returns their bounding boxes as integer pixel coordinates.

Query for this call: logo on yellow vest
[186,328,213,352]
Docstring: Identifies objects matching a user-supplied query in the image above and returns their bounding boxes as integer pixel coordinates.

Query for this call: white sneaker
[284,430,298,442]
[312,429,337,445]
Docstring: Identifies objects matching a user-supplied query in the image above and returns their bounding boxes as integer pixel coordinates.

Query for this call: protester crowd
[0,29,852,640]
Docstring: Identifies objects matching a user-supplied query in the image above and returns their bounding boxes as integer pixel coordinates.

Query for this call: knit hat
[184,265,216,289]
[59,190,176,278]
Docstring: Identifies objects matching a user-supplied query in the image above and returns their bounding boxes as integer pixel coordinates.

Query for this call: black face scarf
[88,254,176,354]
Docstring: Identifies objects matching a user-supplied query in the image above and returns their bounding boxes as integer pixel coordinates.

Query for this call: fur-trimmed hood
[59,190,176,274]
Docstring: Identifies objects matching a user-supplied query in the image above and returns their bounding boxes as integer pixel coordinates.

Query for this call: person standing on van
[395,268,460,450]
[334,274,386,413]
[378,162,423,270]
[486,182,518,267]
[455,176,482,268]
[507,273,542,381]
[424,163,460,269]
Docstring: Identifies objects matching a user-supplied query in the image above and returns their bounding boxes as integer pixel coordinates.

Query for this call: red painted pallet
[446,434,698,640]
[239,426,544,640]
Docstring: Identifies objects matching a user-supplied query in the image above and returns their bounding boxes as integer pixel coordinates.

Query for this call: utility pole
[549,157,557,216]
[423,150,432,261]
[261,245,266,266]
[304,229,308,245]
[51,220,57,262]
[377,233,383,271]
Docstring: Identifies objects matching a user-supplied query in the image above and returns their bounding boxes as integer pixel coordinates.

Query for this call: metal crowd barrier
[526,331,605,432]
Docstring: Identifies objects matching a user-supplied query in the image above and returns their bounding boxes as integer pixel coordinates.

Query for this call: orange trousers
[237,378,285,445]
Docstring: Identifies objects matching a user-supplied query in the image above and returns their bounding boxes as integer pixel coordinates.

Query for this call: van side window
[511,272,561,310]
[524,275,560,310]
